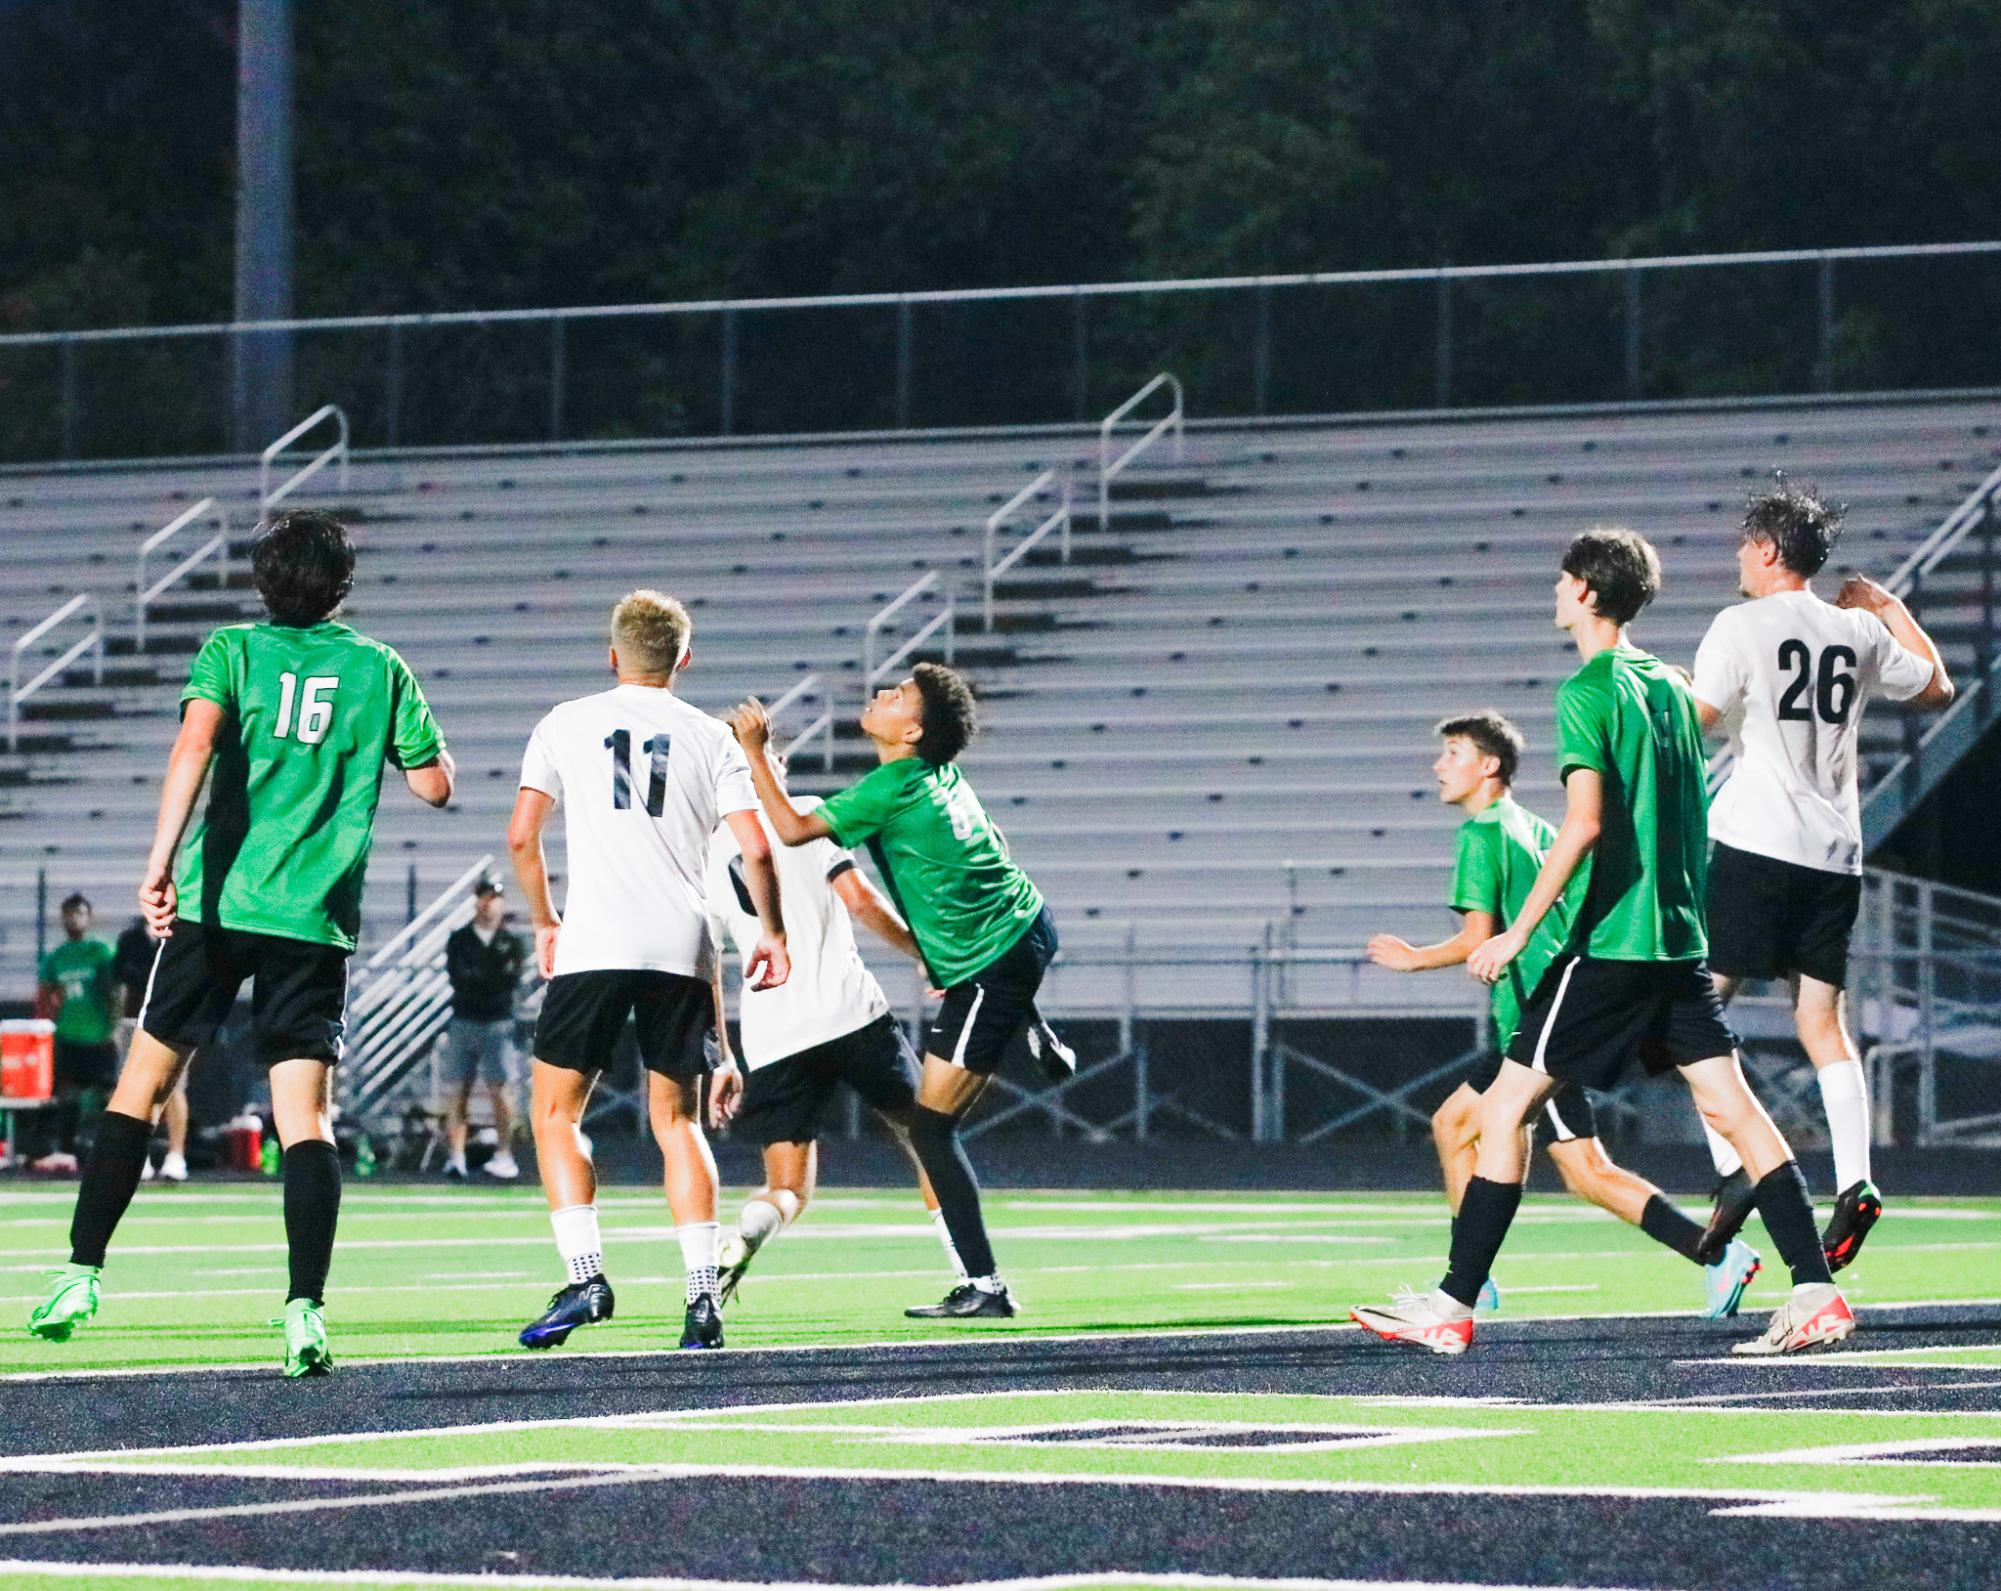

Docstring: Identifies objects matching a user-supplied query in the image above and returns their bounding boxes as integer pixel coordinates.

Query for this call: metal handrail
[136,498,230,652]
[766,673,835,770]
[863,571,956,703]
[360,854,495,974]
[1883,459,2001,595]
[8,592,102,751]
[259,404,350,513]
[984,469,1072,630]
[1098,372,1184,530]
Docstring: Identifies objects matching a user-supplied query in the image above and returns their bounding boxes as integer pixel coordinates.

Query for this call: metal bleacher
[3,395,1996,1022]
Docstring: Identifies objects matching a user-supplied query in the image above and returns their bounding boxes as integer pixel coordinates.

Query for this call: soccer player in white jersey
[508,590,789,1352]
[704,751,965,1302]
[1690,487,1953,1272]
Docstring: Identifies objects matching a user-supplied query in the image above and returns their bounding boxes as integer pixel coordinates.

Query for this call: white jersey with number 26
[520,683,759,977]
[1694,589,1934,875]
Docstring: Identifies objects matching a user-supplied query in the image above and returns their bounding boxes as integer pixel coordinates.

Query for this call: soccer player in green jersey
[731,662,1067,1320]
[27,511,454,1375]
[1355,529,1852,1357]
[35,893,119,1164]
[1368,713,1760,1319]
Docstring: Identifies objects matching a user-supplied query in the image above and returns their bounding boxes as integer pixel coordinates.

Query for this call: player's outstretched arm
[1368,910,1496,973]
[138,700,224,937]
[1837,573,1956,708]
[1468,769,1602,984]
[728,699,832,846]
[404,748,456,808]
[722,807,790,989]
[833,865,925,964]
[506,787,562,978]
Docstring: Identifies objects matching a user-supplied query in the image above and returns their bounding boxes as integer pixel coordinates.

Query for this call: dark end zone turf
[4,1305,1999,1591]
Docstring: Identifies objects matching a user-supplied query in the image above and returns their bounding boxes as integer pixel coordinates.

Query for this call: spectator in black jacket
[440,878,527,1179]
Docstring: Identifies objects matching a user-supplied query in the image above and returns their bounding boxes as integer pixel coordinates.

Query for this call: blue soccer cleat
[1701,1237,1761,1319]
[519,1277,615,1348]
[1476,1276,1501,1312]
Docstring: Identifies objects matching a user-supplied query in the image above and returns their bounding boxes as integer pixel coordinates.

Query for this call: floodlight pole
[232,0,296,453]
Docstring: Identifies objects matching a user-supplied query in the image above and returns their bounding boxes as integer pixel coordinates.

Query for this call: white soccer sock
[1704,1122,1744,1179]
[1816,1059,1871,1192]
[738,1193,796,1255]
[550,1204,604,1286]
[931,1207,967,1281]
[678,1220,720,1303]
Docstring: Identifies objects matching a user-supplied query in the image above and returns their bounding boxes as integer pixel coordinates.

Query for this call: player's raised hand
[1834,573,1895,614]
[138,864,178,938]
[1466,927,1526,985]
[707,1058,743,1129]
[1366,933,1420,972]
[746,930,790,989]
[728,697,772,754]
[533,921,560,979]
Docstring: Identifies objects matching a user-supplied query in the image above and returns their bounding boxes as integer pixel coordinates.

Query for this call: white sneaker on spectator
[483,1150,520,1181]
[160,1152,188,1183]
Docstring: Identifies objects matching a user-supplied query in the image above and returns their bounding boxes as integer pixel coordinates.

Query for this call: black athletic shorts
[52,1038,118,1092]
[736,1014,922,1146]
[138,920,350,1066]
[534,969,715,1079]
[1506,954,1739,1094]
[1467,1052,1597,1142]
[1706,841,1863,989]
[926,907,1058,1076]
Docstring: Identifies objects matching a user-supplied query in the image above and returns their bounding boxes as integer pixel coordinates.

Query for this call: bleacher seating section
[4,397,1995,1013]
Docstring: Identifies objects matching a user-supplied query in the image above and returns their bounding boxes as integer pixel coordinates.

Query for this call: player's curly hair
[912,661,978,765]
[251,509,355,627]
[1743,479,1843,577]
[610,589,692,677]
[1561,527,1661,626]
[1434,710,1524,786]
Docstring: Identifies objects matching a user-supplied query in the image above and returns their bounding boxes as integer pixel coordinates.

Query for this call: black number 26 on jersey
[605,730,672,815]
[1777,641,1857,725]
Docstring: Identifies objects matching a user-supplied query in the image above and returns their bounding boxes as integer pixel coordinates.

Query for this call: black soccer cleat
[1693,1169,1758,1267]
[904,1281,1018,1319]
[1822,1179,1883,1273]
[680,1294,725,1350]
[518,1278,615,1349]
[1025,1018,1077,1084]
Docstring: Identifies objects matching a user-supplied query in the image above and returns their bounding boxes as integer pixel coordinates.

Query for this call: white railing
[768,672,835,770]
[983,469,1072,630]
[8,593,103,751]
[259,404,350,514]
[1882,459,2001,596]
[135,498,230,652]
[1098,372,1184,530]
[863,571,956,704]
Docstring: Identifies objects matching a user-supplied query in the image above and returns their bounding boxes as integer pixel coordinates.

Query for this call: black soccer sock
[1441,1176,1522,1308]
[1751,1160,1832,1287]
[908,1106,997,1280]
[1640,1194,1708,1264]
[68,1110,153,1268]
[283,1139,343,1305]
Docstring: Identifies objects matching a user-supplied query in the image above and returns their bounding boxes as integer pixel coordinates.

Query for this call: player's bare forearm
[139,702,222,930]
[1368,911,1494,973]
[405,748,456,807]
[1838,574,1955,707]
[749,748,829,845]
[833,868,923,962]
[1511,800,1599,943]
[505,789,559,928]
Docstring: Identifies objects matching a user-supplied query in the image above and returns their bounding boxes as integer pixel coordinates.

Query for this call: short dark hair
[911,661,978,765]
[60,892,90,912]
[1434,711,1524,786]
[251,509,355,627]
[1743,481,1842,576]
[1561,527,1661,626]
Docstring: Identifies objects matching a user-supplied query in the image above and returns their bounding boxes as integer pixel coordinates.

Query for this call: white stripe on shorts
[947,984,987,1069]
[134,937,166,1033]
[1529,955,1582,1075]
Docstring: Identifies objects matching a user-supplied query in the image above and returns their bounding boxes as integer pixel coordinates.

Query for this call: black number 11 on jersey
[605,730,672,815]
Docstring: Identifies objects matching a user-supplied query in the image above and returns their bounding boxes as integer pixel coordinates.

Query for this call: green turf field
[4,1182,1997,1375]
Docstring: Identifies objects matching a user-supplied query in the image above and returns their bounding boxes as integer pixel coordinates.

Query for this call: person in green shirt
[1367,712,1756,1319]
[28,510,455,1375]
[35,893,119,1161]
[1355,528,1852,1359]
[730,662,1066,1322]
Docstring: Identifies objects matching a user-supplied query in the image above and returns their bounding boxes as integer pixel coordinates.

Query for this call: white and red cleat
[1351,1288,1476,1356]
[1731,1282,1855,1355]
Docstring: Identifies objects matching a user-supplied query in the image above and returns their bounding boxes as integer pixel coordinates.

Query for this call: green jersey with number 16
[175,622,446,951]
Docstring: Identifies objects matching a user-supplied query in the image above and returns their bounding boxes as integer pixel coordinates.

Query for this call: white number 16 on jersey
[275,673,340,744]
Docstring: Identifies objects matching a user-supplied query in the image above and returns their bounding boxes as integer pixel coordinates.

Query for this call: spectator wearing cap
[439,877,527,1180]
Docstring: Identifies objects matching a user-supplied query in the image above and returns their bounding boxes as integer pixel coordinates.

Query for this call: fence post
[406,864,418,925]
[58,340,79,460]
[720,308,738,437]
[1816,256,1836,392]
[1623,267,1642,399]
[35,866,47,967]
[1433,274,1453,408]
[1250,923,1272,1142]
[1917,879,1937,1144]
[894,299,913,429]
[1253,283,1272,416]
[1071,291,1088,421]
[384,323,403,448]
[1980,496,1996,678]
[548,315,567,442]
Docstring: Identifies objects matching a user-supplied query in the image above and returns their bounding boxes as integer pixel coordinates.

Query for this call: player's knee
[908,1104,958,1162]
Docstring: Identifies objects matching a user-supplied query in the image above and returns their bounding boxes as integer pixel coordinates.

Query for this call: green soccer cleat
[281,1298,333,1378]
[26,1263,100,1342]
